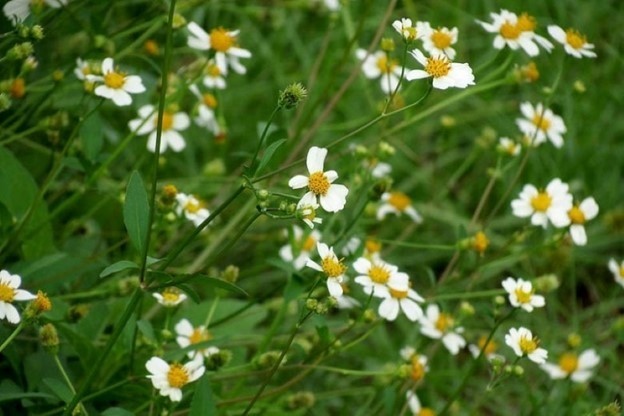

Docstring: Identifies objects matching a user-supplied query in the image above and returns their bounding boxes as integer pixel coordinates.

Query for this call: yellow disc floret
[210,27,236,52]
[189,328,211,345]
[431,29,452,49]
[389,287,408,299]
[531,114,551,131]
[435,313,453,332]
[376,55,398,74]
[477,336,498,356]
[516,13,537,32]
[302,235,317,252]
[388,192,411,211]
[167,363,189,388]
[500,21,521,40]
[153,111,174,131]
[425,56,451,78]
[531,192,552,212]
[369,264,391,284]
[0,282,15,302]
[519,335,539,354]
[308,172,331,196]
[514,287,533,304]
[321,257,346,278]
[565,29,587,50]
[104,71,125,89]
[558,352,579,374]
[568,205,585,224]
[203,93,218,109]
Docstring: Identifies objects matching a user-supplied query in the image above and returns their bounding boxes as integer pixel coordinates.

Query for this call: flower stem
[53,354,87,415]
[249,105,281,177]
[0,321,25,354]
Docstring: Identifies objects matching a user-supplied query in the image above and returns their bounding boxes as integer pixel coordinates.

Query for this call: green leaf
[255,138,286,175]
[189,375,217,416]
[42,378,73,403]
[0,147,55,259]
[149,272,248,297]
[80,111,104,162]
[123,171,150,255]
[136,319,156,342]
[102,408,135,416]
[99,260,139,278]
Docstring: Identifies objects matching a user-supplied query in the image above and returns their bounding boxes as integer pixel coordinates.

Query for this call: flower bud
[252,350,283,370]
[286,391,315,410]
[380,37,395,52]
[278,82,308,110]
[40,323,60,354]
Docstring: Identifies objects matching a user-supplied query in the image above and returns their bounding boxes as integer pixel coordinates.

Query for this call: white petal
[288,175,309,189]
[569,225,587,246]
[400,299,423,321]
[124,76,146,93]
[547,25,567,44]
[405,69,430,81]
[146,357,169,375]
[13,289,36,301]
[306,146,327,173]
[174,319,194,337]
[102,57,114,74]
[4,303,21,324]
[378,298,399,321]
[580,197,599,220]
[327,278,344,297]
[319,185,348,212]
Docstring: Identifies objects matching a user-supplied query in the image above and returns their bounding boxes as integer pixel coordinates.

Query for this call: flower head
[295,193,323,229]
[417,21,459,60]
[511,178,573,228]
[515,102,566,148]
[279,226,321,270]
[541,349,600,382]
[305,242,346,297]
[501,277,545,312]
[419,304,466,355]
[356,49,403,94]
[400,348,429,382]
[476,10,553,56]
[146,357,205,401]
[0,269,36,324]
[567,197,599,246]
[74,58,93,81]
[377,191,422,223]
[468,335,502,361]
[187,23,251,75]
[547,25,596,58]
[288,147,349,213]
[505,327,548,364]
[203,59,227,89]
[175,193,210,227]
[353,257,402,295]
[175,319,219,360]
[406,391,436,416]
[608,259,624,289]
[129,105,190,153]
[190,85,221,136]
[392,18,419,42]
[86,57,145,106]
[498,137,521,156]
[406,49,474,90]
[373,273,424,322]
[153,287,187,307]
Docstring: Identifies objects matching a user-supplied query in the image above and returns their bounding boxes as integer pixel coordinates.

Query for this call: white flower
[341,236,361,257]
[547,25,596,59]
[288,147,349,213]
[515,102,566,148]
[186,22,251,75]
[153,287,187,307]
[145,357,205,402]
[510,178,573,228]
[498,137,521,156]
[306,242,346,297]
[202,59,227,89]
[476,10,553,56]
[279,226,321,270]
[468,335,503,362]
[175,319,219,360]
[175,193,210,227]
[323,0,340,11]
[567,197,599,246]
[353,257,402,295]
[189,85,220,135]
[406,391,435,415]
[417,21,459,60]
[355,49,403,94]
[296,193,323,229]
[3,0,67,24]
[608,259,624,289]
[86,57,145,106]
[373,273,424,322]
[501,277,545,312]
[505,327,548,364]
[0,270,36,324]
[419,304,466,355]
[392,18,419,42]
[406,48,474,90]
[370,161,392,178]
[74,58,92,81]
[377,191,422,223]
[541,349,600,382]
[129,105,190,153]
[335,277,360,310]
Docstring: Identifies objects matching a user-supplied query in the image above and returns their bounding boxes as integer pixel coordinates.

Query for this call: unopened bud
[40,323,60,354]
[278,82,307,110]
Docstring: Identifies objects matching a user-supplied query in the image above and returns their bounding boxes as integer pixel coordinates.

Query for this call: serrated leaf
[123,171,150,255]
[255,138,286,175]
[99,260,139,278]
[189,375,217,416]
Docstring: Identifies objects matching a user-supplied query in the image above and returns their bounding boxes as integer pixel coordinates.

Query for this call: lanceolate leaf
[255,138,286,175]
[123,171,150,255]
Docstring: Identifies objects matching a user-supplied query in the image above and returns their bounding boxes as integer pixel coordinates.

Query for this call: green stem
[250,106,281,177]
[53,355,87,415]
[0,321,25,354]
[428,289,505,302]
[375,239,457,251]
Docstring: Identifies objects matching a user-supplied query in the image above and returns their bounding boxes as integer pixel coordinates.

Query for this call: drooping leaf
[255,138,286,175]
[100,260,139,278]
[123,170,150,255]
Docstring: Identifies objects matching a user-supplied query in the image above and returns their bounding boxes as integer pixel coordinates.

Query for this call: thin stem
[376,239,457,251]
[249,106,281,177]
[53,355,87,415]
[0,321,25,354]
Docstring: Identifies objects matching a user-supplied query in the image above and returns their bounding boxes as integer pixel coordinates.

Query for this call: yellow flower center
[162,288,181,304]
[167,363,189,388]
[203,93,218,109]
[33,290,52,313]
[365,238,381,254]
[521,61,540,82]
[302,235,316,252]
[389,287,408,299]
[568,206,585,224]
[154,111,174,131]
[565,29,587,50]
[368,264,391,284]
[420,409,436,416]
[519,335,539,354]
[516,13,536,32]
[302,206,317,222]
[431,29,452,49]
[472,231,489,254]
[425,56,451,78]
[210,27,235,52]
[321,257,346,278]
[558,352,579,374]
[308,172,331,196]
[184,198,201,214]
[410,357,426,382]
[477,336,498,356]
[530,192,552,212]
[0,283,16,302]
[388,192,411,211]
[620,266,624,278]
[376,55,397,74]
[103,71,125,89]
[435,313,453,332]
[207,62,221,77]
[514,287,533,304]
[81,66,91,76]
[189,328,211,345]
[531,114,551,131]
[404,27,417,41]
[500,21,521,40]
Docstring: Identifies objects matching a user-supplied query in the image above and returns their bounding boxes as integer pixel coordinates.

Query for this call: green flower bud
[278,82,307,110]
